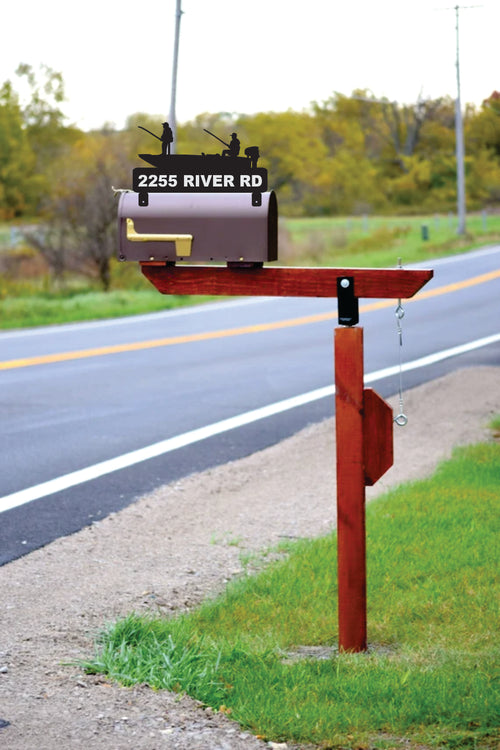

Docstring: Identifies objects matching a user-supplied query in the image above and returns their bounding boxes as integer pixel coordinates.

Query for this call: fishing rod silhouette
[137,125,259,168]
[138,125,230,147]
[138,125,163,141]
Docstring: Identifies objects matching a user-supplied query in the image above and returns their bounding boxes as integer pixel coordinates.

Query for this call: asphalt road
[1,246,499,565]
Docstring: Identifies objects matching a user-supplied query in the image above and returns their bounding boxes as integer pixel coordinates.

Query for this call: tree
[28,132,132,289]
[0,80,40,218]
[312,93,389,213]
[467,93,500,158]
[177,112,240,156]
[119,94,500,217]
[239,111,328,210]
[379,96,448,172]
[0,65,80,217]
[15,63,79,167]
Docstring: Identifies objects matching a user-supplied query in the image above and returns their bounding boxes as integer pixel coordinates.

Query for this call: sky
[2,0,499,132]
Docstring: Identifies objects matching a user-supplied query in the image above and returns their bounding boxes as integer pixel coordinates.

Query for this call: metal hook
[394,413,408,427]
[111,186,132,197]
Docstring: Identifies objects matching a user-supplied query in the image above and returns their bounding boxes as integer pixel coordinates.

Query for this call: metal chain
[394,258,408,427]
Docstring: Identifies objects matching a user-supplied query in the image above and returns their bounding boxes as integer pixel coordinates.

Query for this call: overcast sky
[2,0,499,131]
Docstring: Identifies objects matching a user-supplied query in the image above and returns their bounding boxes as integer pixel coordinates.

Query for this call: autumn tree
[237,110,331,214]
[121,94,500,217]
[313,93,389,213]
[467,93,500,157]
[27,131,132,289]
[177,111,240,156]
[5,68,500,229]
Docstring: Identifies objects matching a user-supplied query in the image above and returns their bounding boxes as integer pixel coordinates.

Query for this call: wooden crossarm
[140,264,433,300]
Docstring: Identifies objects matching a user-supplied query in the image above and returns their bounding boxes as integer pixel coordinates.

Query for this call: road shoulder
[0,366,498,749]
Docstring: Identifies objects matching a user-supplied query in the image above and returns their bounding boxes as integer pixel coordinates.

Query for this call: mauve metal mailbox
[117,191,278,263]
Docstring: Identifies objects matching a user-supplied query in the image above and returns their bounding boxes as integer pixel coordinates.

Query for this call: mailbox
[117,190,278,264]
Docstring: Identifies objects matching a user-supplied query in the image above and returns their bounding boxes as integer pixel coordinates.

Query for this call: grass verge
[0,289,216,330]
[84,439,500,749]
[1,212,499,329]
[283,212,500,268]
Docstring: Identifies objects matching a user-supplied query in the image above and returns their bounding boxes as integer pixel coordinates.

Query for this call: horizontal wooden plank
[140,264,433,299]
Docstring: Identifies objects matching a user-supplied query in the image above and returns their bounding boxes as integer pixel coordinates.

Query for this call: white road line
[1,331,499,514]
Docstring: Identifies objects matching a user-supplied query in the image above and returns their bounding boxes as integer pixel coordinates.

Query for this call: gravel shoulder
[1,366,499,750]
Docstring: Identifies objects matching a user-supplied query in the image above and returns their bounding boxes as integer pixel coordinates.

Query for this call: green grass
[1,211,499,329]
[0,288,215,329]
[490,415,500,436]
[282,211,500,268]
[0,253,220,329]
[84,439,500,749]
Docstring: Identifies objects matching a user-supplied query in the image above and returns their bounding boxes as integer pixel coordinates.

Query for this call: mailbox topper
[117,125,278,265]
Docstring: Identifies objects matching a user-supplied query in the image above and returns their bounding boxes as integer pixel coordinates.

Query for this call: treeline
[1,65,500,286]
[180,92,500,217]
[2,64,500,221]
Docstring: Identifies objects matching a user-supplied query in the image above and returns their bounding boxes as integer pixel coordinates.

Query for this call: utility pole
[436,4,480,235]
[454,4,466,235]
[169,0,183,154]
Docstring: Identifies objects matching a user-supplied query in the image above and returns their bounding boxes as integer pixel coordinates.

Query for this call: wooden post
[335,326,367,652]
[137,262,433,651]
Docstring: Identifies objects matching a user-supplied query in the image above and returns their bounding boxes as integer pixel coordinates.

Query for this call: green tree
[467,92,500,158]
[313,93,389,213]
[15,63,80,185]
[0,65,80,217]
[238,110,329,214]
[117,91,500,218]
[177,112,240,156]
[0,80,40,218]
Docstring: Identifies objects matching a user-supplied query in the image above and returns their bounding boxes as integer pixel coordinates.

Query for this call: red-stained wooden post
[334,327,367,652]
[138,262,433,652]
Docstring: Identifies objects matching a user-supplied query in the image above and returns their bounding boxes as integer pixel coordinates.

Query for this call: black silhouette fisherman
[222,132,240,157]
[161,122,173,155]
